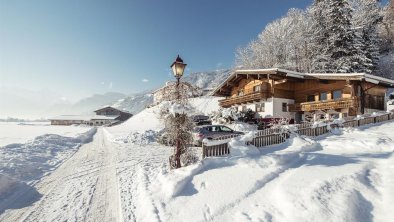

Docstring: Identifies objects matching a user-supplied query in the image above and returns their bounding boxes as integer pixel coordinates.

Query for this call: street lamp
[171,55,187,82]
[170,55,187,168]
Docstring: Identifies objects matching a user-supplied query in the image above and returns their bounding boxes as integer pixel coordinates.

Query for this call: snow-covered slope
[107,96,222,141]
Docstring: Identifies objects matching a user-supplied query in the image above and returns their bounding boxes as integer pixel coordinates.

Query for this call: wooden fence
[202,112,394,159]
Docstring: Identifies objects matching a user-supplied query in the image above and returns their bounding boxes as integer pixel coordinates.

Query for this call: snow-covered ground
[0,122,91,146]
[1,103,394,221]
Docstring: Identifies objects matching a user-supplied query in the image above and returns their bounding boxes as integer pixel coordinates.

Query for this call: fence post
[202,144,206,159]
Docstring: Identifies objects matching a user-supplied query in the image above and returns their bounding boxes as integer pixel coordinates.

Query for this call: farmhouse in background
[49,106,132,126]
[94,106,133,121]
[213,68,394,123]
[152,81,202,104]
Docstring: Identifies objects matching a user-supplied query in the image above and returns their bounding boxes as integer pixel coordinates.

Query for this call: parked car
[192,115,212,126]
[192,125,244,146]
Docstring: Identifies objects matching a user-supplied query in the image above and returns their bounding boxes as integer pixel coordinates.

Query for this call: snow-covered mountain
[110,69,232,114]
[45,92,127,116]
[69,92,126,114]
[0,70,231,119]
[0,90,127,119]
[182,69,232,90]
[112,91,154,114]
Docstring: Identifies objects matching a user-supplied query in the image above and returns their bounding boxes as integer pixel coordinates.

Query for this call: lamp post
[170,55,187,168]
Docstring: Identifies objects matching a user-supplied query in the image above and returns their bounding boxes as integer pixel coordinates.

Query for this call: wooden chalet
[212,68,394,122]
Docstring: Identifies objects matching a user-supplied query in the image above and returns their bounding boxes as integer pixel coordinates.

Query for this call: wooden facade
[213,69,394,121]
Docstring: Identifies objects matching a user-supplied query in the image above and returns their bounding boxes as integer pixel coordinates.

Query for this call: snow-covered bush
[210,107,237,124]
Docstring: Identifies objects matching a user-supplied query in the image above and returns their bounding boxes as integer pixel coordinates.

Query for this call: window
[242,106,247,112]
[332,90,342,100]
[282,103,288,112]
[238,90,244,96]
[255,103,265,112]
[320,92,328,101]
[220,126,233,132]
[307,95,315,102]
[253,85,261,92]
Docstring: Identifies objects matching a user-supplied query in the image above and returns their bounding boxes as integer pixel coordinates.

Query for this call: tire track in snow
[113,140,172,222]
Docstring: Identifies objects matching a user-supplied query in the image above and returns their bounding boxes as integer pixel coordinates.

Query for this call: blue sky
[1,0,315,101]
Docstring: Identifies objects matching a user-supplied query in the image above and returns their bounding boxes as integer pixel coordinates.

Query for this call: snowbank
[0,128,97,200]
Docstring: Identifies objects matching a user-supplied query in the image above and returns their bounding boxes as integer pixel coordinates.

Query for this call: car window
[212,126,220,132]
[220,126,233,132]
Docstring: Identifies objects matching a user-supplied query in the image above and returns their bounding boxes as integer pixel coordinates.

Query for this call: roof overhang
[212,68,305,96]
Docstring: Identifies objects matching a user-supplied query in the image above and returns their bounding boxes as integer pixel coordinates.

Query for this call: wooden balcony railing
[288,97,359,112]
[219,91,271,108]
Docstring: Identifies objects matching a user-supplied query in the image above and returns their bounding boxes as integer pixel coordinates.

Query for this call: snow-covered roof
[94,106,121,113]
[306,73,394,86]
[49,115,119,121]
[235,68,305,78]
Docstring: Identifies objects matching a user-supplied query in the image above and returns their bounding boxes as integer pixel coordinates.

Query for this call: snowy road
[0,128,122,222]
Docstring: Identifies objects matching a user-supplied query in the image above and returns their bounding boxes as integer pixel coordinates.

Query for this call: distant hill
[70,92,126,114]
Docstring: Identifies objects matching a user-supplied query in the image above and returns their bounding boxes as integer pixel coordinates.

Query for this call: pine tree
[325,0,361,73]
[352,0,382,73]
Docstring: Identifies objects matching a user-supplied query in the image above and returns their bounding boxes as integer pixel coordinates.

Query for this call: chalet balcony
[219,91,271,108]
[288,97,359,112]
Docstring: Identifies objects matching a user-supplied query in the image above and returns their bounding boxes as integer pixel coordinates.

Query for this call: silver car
[192,125,244,146]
